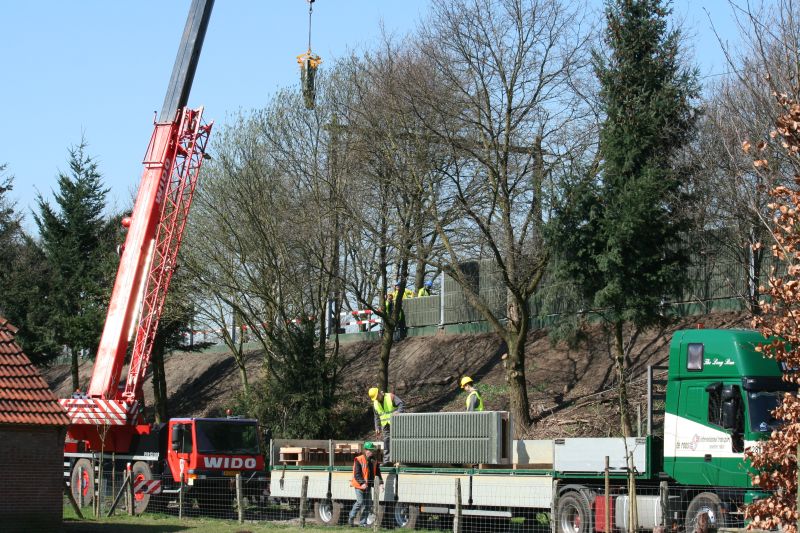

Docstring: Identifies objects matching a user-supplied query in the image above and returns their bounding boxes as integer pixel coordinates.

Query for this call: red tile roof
[0,317,70,426]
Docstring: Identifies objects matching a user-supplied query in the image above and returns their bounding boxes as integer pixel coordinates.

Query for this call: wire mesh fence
[63,462,755,532]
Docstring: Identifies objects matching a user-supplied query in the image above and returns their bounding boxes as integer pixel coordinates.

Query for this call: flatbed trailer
[268,329,794,531]
[269,437,656,529]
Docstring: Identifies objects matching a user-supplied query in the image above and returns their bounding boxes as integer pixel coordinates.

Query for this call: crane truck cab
[167,417,265,483]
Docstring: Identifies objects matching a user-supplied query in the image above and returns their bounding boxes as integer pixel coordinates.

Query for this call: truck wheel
[70,459,94,508]
[131,461,153,515]
[314,500,343,526]
[686,492,726,532]
[393,503,420,529]
[557,491,593,533]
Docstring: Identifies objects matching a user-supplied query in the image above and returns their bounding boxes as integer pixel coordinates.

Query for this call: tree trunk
[378,325,393,391]
[747,228,763,315]
[506,335,532,433]
[151,338,168,423]
[71,348,79,393]
[414,256,426,295]
[238,360,250,399]
[614,320,633,437]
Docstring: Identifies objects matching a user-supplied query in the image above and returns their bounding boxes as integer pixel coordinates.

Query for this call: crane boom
[60,0,215,448]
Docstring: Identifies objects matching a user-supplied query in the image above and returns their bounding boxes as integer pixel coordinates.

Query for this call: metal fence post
[453,477,462,533]
[300,475,309,527]
[604,456,610,533]
[439,271,446,327]
[179,458,184,520]
[236,473,244,524]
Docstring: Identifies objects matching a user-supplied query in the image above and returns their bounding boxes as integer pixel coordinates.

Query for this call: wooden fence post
[107,470,130,517]
[660,480,669,530]
[64,479,84,520]
[126,463,134,516]
[236,473,244,524]
[453,478,462,533]
[300,475,309,528]
[373,477,382,532]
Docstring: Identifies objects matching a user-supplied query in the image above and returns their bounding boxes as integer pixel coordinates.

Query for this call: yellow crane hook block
[297,51,322,110]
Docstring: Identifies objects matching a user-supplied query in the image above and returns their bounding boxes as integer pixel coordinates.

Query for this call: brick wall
[0,425,67,533]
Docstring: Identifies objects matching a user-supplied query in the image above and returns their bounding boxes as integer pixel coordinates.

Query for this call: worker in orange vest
[347,441,383,527]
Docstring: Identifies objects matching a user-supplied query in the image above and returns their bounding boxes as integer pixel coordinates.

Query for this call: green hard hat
[363,442,376,451]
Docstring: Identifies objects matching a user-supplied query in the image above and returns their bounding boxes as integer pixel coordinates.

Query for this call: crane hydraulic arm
[60,0,215,449]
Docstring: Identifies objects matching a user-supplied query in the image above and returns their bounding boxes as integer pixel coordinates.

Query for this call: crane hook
[297,0,321,109]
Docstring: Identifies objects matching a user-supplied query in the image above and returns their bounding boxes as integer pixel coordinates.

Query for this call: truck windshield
[195,421,260,455]
[747,391,782,433]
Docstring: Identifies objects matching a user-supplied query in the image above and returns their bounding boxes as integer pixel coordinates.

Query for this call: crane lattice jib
[83,108,211,401]
[124,107,212,403]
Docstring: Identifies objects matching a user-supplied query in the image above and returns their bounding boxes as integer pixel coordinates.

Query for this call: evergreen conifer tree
[35,141,116,391]
[552,0,699,435]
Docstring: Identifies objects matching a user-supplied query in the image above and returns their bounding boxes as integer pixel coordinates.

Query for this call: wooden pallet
[279,446,308,465]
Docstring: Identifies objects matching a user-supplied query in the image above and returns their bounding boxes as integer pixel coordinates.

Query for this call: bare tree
[692,0,800,313]
[401,0,595,431]
[330,47,450,391]
[181,79,350,436]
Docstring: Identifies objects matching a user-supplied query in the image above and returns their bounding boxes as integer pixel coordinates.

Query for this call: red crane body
[60,110,212,451]
[59,0,215,452]
[60,4,267,511]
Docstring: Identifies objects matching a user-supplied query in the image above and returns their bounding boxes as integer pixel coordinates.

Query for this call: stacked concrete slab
[391,411,513,465]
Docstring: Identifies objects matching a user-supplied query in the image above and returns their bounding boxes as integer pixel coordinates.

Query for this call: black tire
[685,492,726,532]
[70,458,94,508]
[131,461,153,515]
[314,500,343,526]
[557,491,593,533]
[393,503,420,529]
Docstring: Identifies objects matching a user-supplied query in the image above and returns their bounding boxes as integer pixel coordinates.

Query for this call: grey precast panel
[392,411,513,465]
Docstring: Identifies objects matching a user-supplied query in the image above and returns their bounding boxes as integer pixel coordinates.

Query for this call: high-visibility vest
[467,390,484,411]
[417,287,430,297]
[374,393,396,427]
[350,454,376,489]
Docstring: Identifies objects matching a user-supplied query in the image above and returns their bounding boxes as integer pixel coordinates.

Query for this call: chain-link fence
[64,461,754,532]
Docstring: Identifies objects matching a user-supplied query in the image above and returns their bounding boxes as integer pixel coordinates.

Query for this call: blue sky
[1,1,739,231]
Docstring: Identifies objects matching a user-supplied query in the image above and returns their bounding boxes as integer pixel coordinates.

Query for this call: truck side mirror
[721,401,737,430]
[171,425,183,451]
[720,385,741,431]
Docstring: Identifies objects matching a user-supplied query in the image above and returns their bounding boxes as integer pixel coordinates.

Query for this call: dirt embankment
[41,312,750,437]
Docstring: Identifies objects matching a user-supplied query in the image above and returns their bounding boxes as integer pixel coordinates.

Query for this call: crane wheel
[70,458,94,508]
[131,461,153,515]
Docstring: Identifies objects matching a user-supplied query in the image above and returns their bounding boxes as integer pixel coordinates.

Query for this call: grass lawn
[63,510,345,532]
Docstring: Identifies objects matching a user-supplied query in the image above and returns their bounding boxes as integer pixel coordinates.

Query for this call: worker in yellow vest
[348,442,383,527]
[460,376,484,411]
[417,280,433,297]
[368,387,405,465]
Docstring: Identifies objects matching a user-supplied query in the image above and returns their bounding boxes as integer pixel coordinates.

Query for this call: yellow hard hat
[368,387,379,400]
[460,376,473,389]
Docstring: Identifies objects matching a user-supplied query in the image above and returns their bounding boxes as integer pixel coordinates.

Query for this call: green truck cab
[663,329,792,489]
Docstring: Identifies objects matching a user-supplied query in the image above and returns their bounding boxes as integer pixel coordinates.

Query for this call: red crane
[60,0,214,453]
